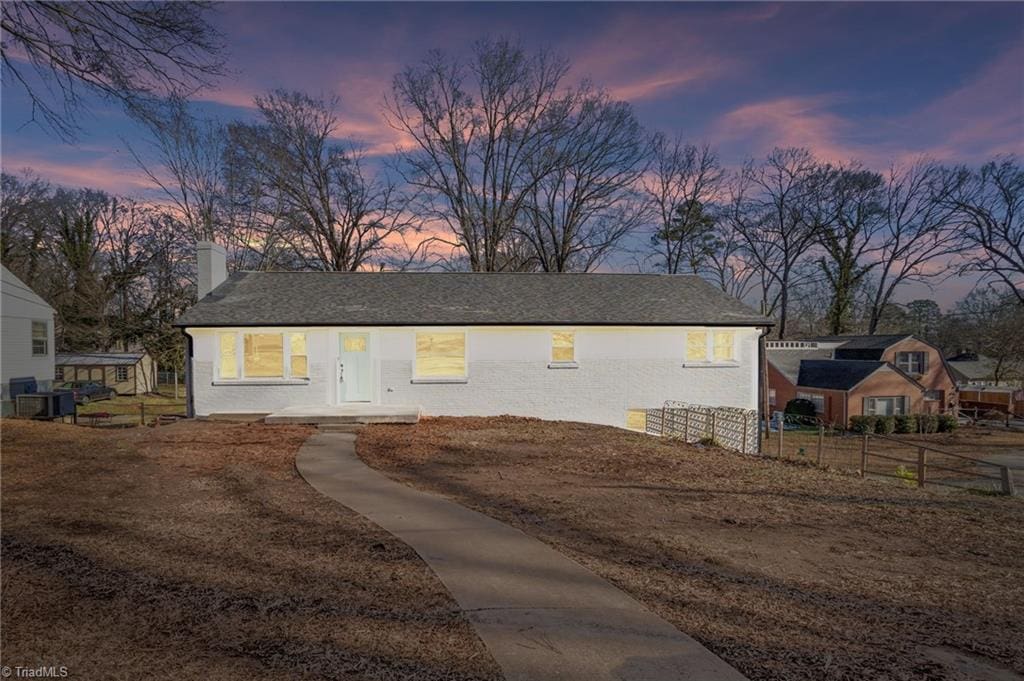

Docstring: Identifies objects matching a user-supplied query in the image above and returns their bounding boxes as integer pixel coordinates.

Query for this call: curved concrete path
[297,432,748,681]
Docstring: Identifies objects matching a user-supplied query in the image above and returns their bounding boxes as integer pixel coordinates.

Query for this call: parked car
[58,381,116,404]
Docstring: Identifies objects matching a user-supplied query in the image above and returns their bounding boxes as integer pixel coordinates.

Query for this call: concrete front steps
[262,404,421,426]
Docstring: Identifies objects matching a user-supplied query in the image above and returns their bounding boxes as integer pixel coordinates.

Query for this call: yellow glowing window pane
[416,332,465,377]
[219,333,237,379]
[290,333,308,377]
[244,333,283,377]
[552,331,574,362]
[713,331,734,361]
[686,331,707,361]
[626,409,647,431]
[343,336,367,352]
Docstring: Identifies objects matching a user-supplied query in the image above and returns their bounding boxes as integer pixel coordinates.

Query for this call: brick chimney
[197,241,227,299]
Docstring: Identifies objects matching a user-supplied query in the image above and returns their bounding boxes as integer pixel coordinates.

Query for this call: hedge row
[848,413,958,434]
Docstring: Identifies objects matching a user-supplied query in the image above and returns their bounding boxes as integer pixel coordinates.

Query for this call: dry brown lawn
[358,416,1024,681]
[1,419,499,681]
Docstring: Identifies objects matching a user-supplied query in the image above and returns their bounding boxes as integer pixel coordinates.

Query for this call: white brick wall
[188,325,761,427]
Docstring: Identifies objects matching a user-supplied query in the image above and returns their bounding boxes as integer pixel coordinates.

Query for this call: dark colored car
[58,381,116,404]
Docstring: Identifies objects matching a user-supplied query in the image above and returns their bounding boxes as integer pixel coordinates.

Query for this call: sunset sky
[2,1,1021,303]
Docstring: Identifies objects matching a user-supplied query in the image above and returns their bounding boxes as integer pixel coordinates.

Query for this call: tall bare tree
[864,160,961,333]
[231,90,416,271]
[385,38,572,270]
[518,90,650,271]
[807,164,887,334]
[644,138,724,274]
[730,148,820,338]
[948,157,1024,305]
[1,1,225,140]
[0,171,52,286]
[129,96,224,242]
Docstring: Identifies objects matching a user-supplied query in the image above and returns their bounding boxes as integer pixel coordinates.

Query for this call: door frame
[335,329,378,405]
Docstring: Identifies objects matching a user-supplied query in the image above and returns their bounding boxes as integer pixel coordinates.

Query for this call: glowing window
[415,332,466,377]
[552,331,575,362]
[686,331,707,362]
[290,333,308,378]
[626,409,647,432]
[713,331,735,361]
[219,333,238,379]
[243,333,283,378]
[343,336,367,352]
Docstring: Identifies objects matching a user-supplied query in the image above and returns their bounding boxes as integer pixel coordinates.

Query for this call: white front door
[339,333,371,402]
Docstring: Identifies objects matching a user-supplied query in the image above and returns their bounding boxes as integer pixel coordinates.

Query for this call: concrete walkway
[296,432,748,681]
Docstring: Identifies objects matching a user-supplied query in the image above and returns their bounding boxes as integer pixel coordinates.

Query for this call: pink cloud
[710,95,861,163]
[1,154,159,194]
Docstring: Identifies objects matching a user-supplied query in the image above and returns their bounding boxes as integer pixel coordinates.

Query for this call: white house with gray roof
[175,243,772,428]
[1,265,56,415]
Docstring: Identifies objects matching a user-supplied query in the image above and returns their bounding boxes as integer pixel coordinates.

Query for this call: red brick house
[767,335,958,425]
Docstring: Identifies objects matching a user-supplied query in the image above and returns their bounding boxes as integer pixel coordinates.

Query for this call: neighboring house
[946,352,1024,389]
[1,265,56,415]
[55,351,158,395]
[175,242,772,427]
[767,334,958,424]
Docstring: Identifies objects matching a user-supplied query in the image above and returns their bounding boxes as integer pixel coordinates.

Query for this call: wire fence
[765,412,1015,495]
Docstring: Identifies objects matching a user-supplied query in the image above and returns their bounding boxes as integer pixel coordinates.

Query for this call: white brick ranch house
[176,243,772,428]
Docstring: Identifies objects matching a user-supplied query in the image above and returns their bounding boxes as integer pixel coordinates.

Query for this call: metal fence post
[777,417,783,458]
[816,426,824,467]
[860,433,868,477]
[917,447,927,488]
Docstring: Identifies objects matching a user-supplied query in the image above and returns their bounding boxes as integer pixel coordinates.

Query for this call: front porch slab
[263,404,421,425]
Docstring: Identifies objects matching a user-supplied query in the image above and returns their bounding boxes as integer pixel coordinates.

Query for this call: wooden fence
[644,402,758,454]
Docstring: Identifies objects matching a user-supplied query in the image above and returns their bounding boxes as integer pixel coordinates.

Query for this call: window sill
[212,378,310,386]
[682,361,739,368]
[410,377,469,384]
[547,361,579,369]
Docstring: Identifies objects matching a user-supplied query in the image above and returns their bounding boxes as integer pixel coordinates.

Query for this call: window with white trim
[863,396,907,416]
[31,320,48,356]
[685,329,736,364]
[415,331,466,378]
[797,391,825,414]
[217,331,309,380]
[551,331,575,363]
[895,351,927,375]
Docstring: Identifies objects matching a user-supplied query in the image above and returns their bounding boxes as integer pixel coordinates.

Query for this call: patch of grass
[1,420,499,681]
[76,390,185,416]
[358,416,1024,681]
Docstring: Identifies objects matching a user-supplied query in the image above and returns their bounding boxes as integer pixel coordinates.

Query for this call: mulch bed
[1,419,500,681]
[357,416,1024,681]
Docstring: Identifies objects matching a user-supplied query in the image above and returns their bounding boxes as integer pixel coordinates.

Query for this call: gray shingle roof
[174,272,771,327]
[767,348,833,384]
[56,352,146,366]
[804,334,909,351]
[796,359,889,391]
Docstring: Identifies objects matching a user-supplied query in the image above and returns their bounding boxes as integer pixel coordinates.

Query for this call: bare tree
[952,288,1024,382]
[129,96,224,242]
[1,171,52,285]
[807,164,887,334]
[864,161,961,333]
[385,38,572,271]
[704,219,758,300]
[948,157,1024,305]
[231,90,416,271]
[518,90,650,271]
[1,1,225,140]
[730,148,821,339]
[644,138,725,274]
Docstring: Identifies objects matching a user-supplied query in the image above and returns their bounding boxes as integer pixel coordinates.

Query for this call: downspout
[758,326,771,454]
[182,329,195,418]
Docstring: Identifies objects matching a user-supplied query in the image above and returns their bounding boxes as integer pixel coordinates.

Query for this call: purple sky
[2,1,1022,305]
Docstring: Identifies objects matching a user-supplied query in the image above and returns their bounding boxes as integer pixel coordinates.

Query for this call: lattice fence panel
[646,401,758,454]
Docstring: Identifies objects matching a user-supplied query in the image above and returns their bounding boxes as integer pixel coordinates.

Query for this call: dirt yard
[358,416,1024,681]
[1,419,499,681]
